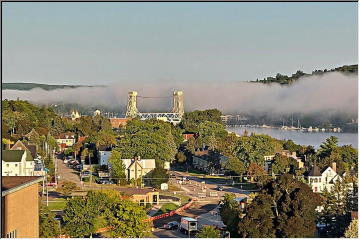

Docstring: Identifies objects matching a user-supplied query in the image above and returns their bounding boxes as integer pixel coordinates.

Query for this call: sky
[2,2,358,85]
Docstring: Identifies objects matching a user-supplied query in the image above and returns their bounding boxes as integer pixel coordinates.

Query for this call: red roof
[109,118,129,128]
[78,136,86,143]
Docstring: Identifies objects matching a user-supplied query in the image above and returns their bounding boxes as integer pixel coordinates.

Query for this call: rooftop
[116,187,157,196]
[2,150,25,162]
[308,165,321,176]
[2,176,42,197]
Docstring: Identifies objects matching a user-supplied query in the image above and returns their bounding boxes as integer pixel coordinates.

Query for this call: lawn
[46,200,68,210]
[160,192,191,205]
[154,203,179,216]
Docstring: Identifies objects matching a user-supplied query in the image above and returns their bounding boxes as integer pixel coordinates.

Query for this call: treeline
[2,82,98,91]
[252,64,357,85]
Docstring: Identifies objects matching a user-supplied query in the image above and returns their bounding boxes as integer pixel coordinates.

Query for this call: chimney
[331,162,336,172]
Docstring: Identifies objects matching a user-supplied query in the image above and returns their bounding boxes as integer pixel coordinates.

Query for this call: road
[152,170,250,238]
[170,170,249,199]
[55,155,81,186]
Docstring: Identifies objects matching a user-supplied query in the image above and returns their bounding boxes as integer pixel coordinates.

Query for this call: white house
[55,132,76,147]
[98,146,112,166]
[307,162,342,193]
[118,157,171,181]
[2,150,35,176]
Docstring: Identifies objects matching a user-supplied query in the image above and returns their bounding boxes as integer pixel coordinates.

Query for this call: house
[264,150,304,173]
[192,150,229,174]
[98,145,112,166]
[121,157,157,181]
[55,132,76,147]
[10,140,38,159]
[117,187,159,206]
[71,110,81,120]
[306,162,343,193]
[2,176,43,238]
[182,133,195,141]
[2,150,35,176]
[24,129,40,143]
[109,118,129,129]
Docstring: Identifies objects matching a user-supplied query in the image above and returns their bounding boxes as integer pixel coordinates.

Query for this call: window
[314,187,318,192]
[15,164,18,167]
[314,178,318,183]
[319,178,321,182]
[6,164,9,167]
[6,229,17,238]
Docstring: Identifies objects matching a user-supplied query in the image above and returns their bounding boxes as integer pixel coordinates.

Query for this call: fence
[144,198,195,222]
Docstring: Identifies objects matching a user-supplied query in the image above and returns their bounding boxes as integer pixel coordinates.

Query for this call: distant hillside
[252,64,358,85]
[2,83,101,91]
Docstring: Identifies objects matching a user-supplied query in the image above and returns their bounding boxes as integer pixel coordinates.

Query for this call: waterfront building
[306,162,345,193]
[2,176,42,238]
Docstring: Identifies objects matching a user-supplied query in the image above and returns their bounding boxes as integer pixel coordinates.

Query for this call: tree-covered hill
[252,64,357,85]
[2,82,101,91]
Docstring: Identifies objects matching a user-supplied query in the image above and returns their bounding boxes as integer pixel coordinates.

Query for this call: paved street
[170,170,249,199]
[55,156,81,186]
[196,205,225,229]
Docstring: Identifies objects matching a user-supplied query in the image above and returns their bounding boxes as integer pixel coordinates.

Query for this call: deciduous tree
[196,226,221,238]
[39,206,61,238]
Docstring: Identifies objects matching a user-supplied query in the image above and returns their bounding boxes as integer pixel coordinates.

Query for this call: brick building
[2,176,42,238]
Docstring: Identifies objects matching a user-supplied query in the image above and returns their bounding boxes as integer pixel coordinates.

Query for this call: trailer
[180,217,198,235]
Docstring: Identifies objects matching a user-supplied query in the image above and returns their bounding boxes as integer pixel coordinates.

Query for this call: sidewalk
[147,204,162,217]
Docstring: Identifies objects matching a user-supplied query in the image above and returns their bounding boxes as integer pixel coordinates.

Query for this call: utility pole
[54,150,57,186]
[46,173,49,206]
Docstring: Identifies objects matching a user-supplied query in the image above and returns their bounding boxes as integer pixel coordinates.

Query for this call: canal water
[227,126,358,149]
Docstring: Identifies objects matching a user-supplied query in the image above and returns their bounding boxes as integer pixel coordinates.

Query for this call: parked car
[74,164,83,171]
[163,221,179,230]
[64,159,69,164]
[217,186,224,191]
[54,214,63,221]
[82,170,91,177]
[96,179,113,185]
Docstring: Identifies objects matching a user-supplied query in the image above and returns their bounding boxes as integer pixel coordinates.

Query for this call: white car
[64,159,69,164]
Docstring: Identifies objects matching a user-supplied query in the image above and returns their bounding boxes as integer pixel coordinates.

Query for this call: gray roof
[308,165,321,176]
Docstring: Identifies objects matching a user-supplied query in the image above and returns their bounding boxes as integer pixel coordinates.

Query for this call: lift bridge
[125,91,184,124]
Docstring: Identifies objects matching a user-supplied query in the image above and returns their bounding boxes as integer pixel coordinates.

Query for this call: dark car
[96,179,113,185]
[217,186,224,191]
[82,170,91,177]
[74,164,83,171]
[163,221,179,230]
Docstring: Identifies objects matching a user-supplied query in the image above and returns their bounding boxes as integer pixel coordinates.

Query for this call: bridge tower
[172,91,184,118]
[125,91,139,118]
